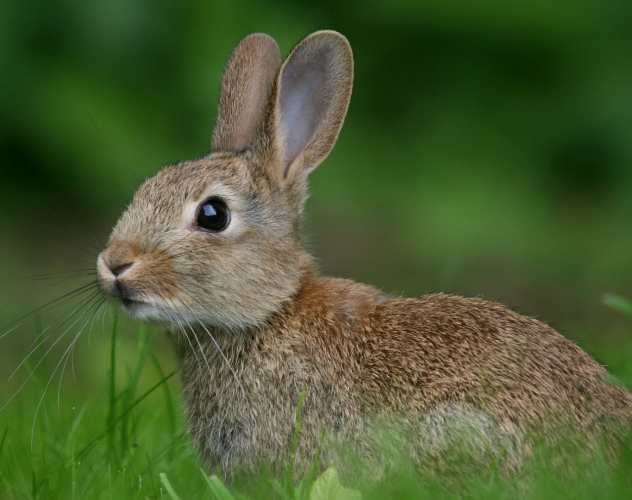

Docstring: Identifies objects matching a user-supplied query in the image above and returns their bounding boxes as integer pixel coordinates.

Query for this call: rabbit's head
[97,31,353,331]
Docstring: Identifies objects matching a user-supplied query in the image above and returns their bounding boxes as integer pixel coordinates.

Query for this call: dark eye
[196,198,230,232]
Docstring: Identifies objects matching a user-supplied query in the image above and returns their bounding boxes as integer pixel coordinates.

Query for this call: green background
[1,0,632,408]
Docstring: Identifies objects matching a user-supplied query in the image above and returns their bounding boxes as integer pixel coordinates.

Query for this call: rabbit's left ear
[211,34,282,152]
[271,31,353,177]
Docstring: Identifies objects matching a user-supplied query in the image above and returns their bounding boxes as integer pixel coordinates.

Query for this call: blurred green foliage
[1,0,631,368]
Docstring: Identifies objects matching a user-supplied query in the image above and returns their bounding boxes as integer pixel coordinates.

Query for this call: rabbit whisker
[0,215,103,253]
[196,320,246,399]
[0,281,100,341]
[11,186,107,251]
[7,287,102,378]
[32,303,102,449]
[1,289,103,414]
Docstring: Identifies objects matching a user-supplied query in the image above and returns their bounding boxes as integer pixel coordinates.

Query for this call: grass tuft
[1,303,631,498]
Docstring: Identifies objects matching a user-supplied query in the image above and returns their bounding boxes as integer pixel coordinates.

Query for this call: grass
[0,313,202,499]
[1,299,631,499]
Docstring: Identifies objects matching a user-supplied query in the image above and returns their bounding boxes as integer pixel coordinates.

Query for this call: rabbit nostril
[110,262,134,278]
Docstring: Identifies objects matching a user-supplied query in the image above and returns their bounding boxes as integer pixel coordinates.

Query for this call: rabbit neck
[170,261,318,354]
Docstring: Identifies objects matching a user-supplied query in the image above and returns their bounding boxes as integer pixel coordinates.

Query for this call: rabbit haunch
[96,31,632,479]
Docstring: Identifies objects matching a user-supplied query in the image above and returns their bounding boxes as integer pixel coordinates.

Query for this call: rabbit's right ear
[211,34,282,153]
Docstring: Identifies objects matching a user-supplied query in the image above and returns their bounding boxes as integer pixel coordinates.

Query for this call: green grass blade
[159,472,181,500]
[107,314,118,458]
[286,389,306,492]
[150,351,178,449]
[119,324,155,452]
[76,370,177,460]
[0,427,8,460]
[202,471,239,500]
[270,480,291,500]
[309,467,361,500]
[603,294,632,316]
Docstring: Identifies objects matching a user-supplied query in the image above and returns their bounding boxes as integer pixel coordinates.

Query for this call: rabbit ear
[211,34,282,152]
[274,31,353,177]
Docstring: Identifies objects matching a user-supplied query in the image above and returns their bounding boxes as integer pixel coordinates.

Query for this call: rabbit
[96,30,632,483]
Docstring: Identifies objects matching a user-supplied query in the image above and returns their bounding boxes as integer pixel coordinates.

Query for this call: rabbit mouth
[120,297,147,314]
[121,297,147,312]
[118,296,166,322]
[121,297,140,306]
[118,296,176,323]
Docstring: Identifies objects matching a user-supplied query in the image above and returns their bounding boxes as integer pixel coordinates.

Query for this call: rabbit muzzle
[96,239,181,320]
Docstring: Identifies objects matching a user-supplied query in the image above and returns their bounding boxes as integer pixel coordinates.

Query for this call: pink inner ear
[280,51,329,169]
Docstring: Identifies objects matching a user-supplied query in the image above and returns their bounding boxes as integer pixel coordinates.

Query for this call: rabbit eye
[197,198,230,232]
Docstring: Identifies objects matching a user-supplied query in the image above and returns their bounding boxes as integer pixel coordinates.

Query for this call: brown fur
[96,31,632,483]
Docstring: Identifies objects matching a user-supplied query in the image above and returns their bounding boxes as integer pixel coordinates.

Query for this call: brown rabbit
[96,31,632,482]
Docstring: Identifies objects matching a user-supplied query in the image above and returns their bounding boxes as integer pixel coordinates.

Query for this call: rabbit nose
[99,241,140,278]
[110,261,135,277]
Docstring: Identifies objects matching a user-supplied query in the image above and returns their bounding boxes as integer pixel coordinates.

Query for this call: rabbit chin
[118,297,267,332]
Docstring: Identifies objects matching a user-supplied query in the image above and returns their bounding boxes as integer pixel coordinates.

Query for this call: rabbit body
[97,31,632,480]
[175,273,632,478]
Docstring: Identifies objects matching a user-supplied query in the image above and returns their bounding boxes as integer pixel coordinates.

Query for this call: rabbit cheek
[137,249,180,301]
